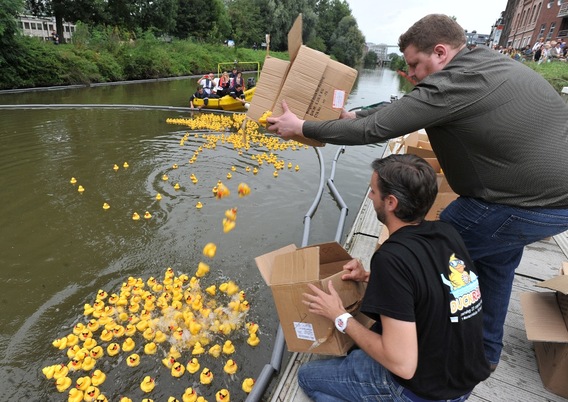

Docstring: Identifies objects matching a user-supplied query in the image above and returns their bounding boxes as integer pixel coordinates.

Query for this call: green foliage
[389,53,407,71]
[328,15,365,67]
[364,51,377,67]
[525,61,568,93]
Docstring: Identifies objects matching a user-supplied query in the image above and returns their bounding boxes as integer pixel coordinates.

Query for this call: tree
[173,0,230,42]
[328,15,364,67]
[363,50,377,67]
[315,0,350,53]
[226,0,264,48]
[261,0,317,51]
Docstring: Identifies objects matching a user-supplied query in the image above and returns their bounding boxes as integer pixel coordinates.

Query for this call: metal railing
[246,145,350,401]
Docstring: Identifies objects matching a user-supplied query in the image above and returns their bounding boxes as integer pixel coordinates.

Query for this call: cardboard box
[425,171,458,221]
[254,242,372,355]
[403,131,436,159]
[247,14,358,147]
[520,263,568,399]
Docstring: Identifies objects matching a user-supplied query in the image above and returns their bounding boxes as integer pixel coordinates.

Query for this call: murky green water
[0,69,404,401]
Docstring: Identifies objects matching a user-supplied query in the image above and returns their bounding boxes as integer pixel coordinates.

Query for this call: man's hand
[341,258,369,282]
[266,100,305,140]
[340,109,357,120]
[303,282,346,321]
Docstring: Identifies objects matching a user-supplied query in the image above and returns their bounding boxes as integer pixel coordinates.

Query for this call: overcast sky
[345,0,508,48]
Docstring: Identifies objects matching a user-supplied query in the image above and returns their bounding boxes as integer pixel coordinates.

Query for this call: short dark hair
[399,14,466,54]
[371,154,438,222]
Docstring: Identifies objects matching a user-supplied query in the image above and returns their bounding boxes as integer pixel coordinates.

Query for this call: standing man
[267,14,568,371]
[299,154,490,401]
[198,72,217,96]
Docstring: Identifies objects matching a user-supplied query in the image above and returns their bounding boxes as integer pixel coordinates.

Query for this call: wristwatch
[334,313,353,334]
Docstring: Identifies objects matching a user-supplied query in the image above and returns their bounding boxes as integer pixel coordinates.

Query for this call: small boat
[192,87,256,111]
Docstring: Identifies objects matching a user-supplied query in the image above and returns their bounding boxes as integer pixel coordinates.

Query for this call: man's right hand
[341,258,369,282]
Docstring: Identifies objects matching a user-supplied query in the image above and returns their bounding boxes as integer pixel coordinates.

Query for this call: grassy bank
[526,61,568,93]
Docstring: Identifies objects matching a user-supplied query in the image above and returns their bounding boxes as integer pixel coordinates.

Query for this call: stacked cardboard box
[520,262,568,398]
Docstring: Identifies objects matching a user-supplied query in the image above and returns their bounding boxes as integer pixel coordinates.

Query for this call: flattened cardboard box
[520,262,568,398]
[247,14,358,147]
[255,242,372,355]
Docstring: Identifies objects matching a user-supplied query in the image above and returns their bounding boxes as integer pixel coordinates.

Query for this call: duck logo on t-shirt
[440,253,482,322]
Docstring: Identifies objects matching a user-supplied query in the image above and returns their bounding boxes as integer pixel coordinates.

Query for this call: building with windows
[18,15,76,42]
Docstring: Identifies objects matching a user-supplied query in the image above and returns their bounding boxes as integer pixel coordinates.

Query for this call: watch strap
[335,312,353,334]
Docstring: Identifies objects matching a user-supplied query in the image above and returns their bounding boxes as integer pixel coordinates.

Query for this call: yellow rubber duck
[203,243,217,258]
[144,211,152,219]
[195,262,210,278]
[215,183,230,199]
[168,398,180,402]
[106,342,120,356]
[90,345,103,360]
[154,330,167,343]
[182,387,198,402]
[123,162,129,168]
[67,388,84,402]
[156,193,162,200]
[192,341,205,355]
[186,357,200,374]
[171,361,186,377]
[223,359,238,375]
[199,368,214,385]
[70,177,77,184]
[113,325,125,338]
[119,397,133,402]
[258,110,273,127]
[102,202,110,210]
[126,353,140,367]
[231,166,237,171]
[237,183,251,197]
[78,185,85,193]
[224,208,237,221]
[222,340,235,355]
[142,327,155,341]
[81,356,96,371]
[75,375,91,391]
[215,389,230,402]
[144,341,157,355]
[222,218,236,233]
[174,183,181,190]
[56,376,72,392]
[253,167,259,175]
[125,323,137,337]
[95,394,108,402]
[205,285,216,296]
[140,376,155,393]
[122,337,135,352]
[83,385,100,402]
[132,212,140,221]
[73,322,86,335]
[91,369,106,386]
[42,364,57,379]
[52,337,68,350]
[295,165,300,172]
[173,163,178,169]
[83,337,97,350]
[68,358,82,372]
[247,333,260,347]
[196,201,203,209]
[242,378,255,393]
[273,170,278,178]
[67,344,81,359]
[208,344,221,358]
[162,174,169,181]
[226,172,232,179]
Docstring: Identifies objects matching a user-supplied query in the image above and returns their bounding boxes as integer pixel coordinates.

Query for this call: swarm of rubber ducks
[42,265,261,401]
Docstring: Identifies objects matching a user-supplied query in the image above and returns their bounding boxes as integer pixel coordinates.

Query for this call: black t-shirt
[362,221,490,399]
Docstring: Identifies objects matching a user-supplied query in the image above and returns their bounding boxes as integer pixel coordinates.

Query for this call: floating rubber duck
[123,162,129,168]
[168,398,180,402]
[222,218,235,233]
[196,201,203,209]
[144,341,157,355]
[68,358,82,372]
[91,369,106,386]
[56,376,72,392]
[237,183,251,197]
[223,359,238,375]
[219,281,239,296]
[113,164,119,171]
[273,171,278,178]
[156,193,162,200]
[174,183,181,190]
[52,337,68,350]
[140,376,155,393]
[125,323,137,337]
[122,337,135,352]
[186,357,200,374]
[172,163,178,169]
[83,337,97,351]
[154,330,167,343]
[171,361,186,377]
[215,183,230,199]
[132,212,140,221]
[162,174,169,181]
[295,165,300,172]
[288,162,293,169]
[242,378,255,393]
[83,385,100,402]
[247,322,259,334]
[81,356,96,371]
[78,185,85,193]
[113,325,125,338]
[192,341,205,355]
[67,388,84,402]
[182,387,198,402]
[94,394,108,402]
[126,353,140,367]
[222,340,235,355]
[208,344,221,358]
[195,262,210,278]
[119,397,133,402]
[205,285,216,296]
[75,376,91,391]
[199,368,214,385]
[215,389,230,402]
[247,333,260,347]
[144,211,152,219]
[106,342,120,356]
[224,207,237,221]
[203,242,217,258]
[245,166,251,172]
[90,345,103,360]
[43,364,58,379]
[253,167,259,175]
[70,177,77,184]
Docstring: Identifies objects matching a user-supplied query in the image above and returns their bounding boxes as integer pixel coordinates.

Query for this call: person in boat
[189,85,208,109]
[216,71,231,96]
[228,83,247,105]
[197,72,218,96]
[299,154,490,402]
[266,14,568,373]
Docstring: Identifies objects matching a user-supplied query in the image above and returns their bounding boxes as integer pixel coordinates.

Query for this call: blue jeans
[440,197,568,365]
[297,349,409,401]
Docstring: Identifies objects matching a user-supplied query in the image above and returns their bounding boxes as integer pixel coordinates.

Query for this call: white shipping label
[332,90,346,109]
[294,322,316,341]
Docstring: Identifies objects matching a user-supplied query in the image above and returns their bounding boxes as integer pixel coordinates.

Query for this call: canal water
[0,68,405,401]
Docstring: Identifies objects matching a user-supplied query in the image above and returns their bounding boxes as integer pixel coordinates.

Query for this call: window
[539,24,546,36]
[24,22,30,29]
[65,26,70,32]
[49,24,54,31]
[547,22,556,39]
[548,0,553,8]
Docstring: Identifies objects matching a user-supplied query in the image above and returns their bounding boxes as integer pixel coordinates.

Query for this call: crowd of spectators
[490,36,566,63]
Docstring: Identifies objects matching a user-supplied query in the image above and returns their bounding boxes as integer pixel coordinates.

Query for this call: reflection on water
[0,69,404,400]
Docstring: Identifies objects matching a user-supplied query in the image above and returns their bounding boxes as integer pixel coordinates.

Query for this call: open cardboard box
[247,14,358,147]
[520,262,568,398]
[403,131,436,159]
[254,242,372,355]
